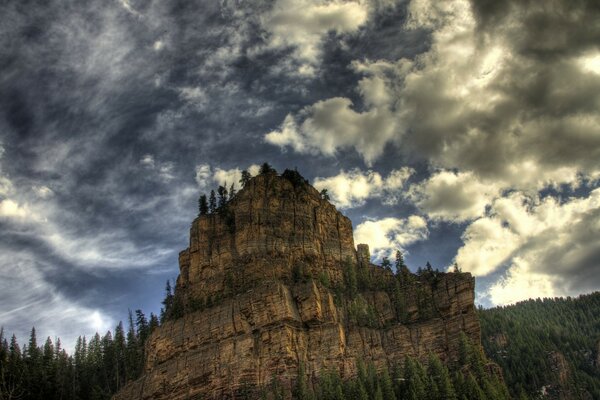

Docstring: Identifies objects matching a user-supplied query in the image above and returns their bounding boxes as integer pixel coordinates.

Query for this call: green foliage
[198,194,208,215]
[0,307,158,400]
[208,190,217,213]
[480,293,600,399]
[160,279,184,322]
[380,257,391,271]
[319,189,330,201]
[293,362,313,400]
[281,168,309,188]
[317,271,330,288]
[217,185,228,208]
[240,170,251,188]
[342,258,357,298]
[259,162,276,175]
[347,296,379,328]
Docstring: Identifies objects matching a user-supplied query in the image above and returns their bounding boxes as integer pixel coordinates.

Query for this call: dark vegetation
[0,310,157,400]
[480,292,600,399]
[246,333,509,400]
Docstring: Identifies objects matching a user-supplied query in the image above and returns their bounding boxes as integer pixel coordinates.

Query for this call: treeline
[0,310,157,400]
[480,292,600,399]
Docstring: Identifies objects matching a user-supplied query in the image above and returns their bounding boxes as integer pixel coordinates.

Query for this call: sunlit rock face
[113,173,480,400]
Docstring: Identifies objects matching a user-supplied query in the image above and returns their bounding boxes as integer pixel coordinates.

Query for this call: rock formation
[114,170,482,400]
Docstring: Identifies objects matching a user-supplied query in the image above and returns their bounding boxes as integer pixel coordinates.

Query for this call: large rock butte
[114,171,481,400]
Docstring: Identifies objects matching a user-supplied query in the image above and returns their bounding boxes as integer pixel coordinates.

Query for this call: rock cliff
[113,171,482,400]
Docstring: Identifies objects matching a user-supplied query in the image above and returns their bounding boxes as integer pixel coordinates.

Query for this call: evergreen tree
[229,183,236,200]
[209,190,217,213]
[125,311,140,381]
[293,362,311,400]
[148,313,159,333]
[198,194,208,216]
[240,170,251,188]
[217,185,228,208]
[259,162,275,174]
[135,310,149,346]
[161,280,174,322]
[381,257,391,271]
[343,257,357,298]
[379,369,395,400]
[2,334,25,400]
[452,262,461,273]
[428,353,457,400]
[320,189,330,201]
[113,322,127,390]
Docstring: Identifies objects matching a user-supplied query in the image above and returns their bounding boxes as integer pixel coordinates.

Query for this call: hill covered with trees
[480,292,600,399]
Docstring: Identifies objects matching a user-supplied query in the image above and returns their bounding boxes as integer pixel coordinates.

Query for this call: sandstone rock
[113,173,484,400]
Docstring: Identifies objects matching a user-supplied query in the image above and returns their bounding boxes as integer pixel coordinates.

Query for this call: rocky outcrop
[113,172,482,400]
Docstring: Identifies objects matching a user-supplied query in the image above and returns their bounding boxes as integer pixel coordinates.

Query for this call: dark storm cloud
[471,0,600,59]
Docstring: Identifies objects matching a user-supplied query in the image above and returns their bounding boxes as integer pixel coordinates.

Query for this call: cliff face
[114,172,481,400]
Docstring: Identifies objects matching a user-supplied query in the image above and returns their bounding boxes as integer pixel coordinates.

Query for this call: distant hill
[480,292,600,399]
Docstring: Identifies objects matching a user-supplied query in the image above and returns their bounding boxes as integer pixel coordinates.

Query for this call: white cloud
[265,95,398,165]
[34,186,54,199]
[455,189,600,305]
[153,40,164,51]
[140,154,155,167]
[454,216,522,276]
[195,163,261,192]
[408,170,500,222]
[195,164,212,189]
[260,0,368,75]
[179,86,208,109]
[354,215,429,260]
[487,258,561,306]
[266,0,600,187]
[0,199,35,220]
[140,155,174,181]
[313,167,414,208]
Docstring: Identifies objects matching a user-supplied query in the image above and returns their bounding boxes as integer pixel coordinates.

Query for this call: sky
[1,0,599,349]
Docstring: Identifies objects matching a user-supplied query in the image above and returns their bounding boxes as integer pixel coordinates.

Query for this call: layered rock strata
[114,172,481,400]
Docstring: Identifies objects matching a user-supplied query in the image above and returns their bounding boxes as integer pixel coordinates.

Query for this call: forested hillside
[480,292,600,399]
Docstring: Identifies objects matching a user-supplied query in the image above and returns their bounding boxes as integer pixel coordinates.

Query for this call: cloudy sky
[1,0,599,348]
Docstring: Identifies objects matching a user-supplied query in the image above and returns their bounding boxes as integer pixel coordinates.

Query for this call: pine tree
[149,313,159,333]
[380,369,396,400]
[259,162,275,174]
[293,362,311,400]
[428,353,457,400]
[25,326,42,398]
[198,194,208,215]
[343,257,357,298]
[125,310,140,381]
[320,189,330,201]
[114,322,127,390]
[240,170,251,188]
[229,183,236,200]
[2,334,25,400]
[217,185,228,208]
[209,190,217,213]
[381,256,392,270]
[135,310,149,346]
[161,280,174,322]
